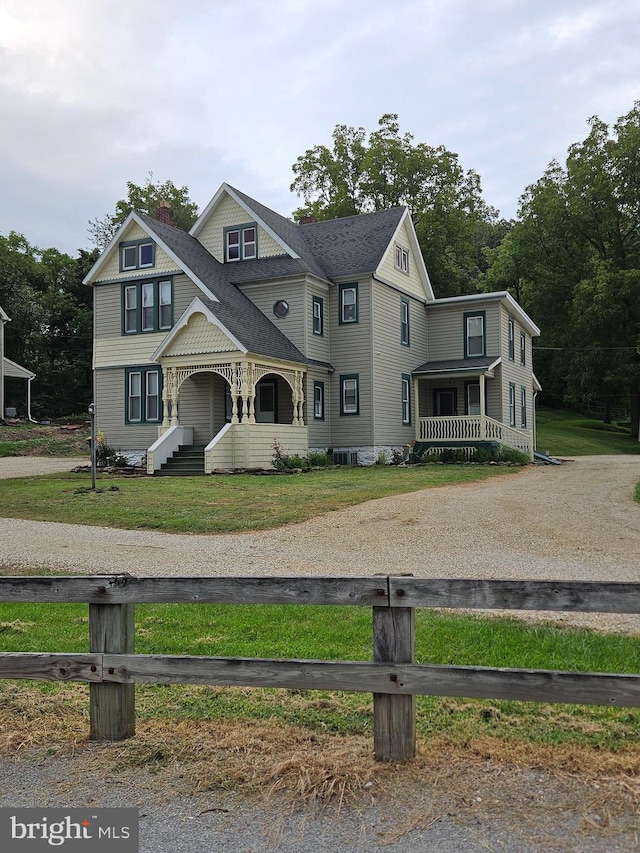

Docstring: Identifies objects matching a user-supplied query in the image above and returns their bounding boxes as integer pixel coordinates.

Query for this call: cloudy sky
[0,0,638,256]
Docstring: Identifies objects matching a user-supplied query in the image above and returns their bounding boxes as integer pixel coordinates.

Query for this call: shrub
[272,439,309,471]
[375,449,388,466]
[307,451,333,467]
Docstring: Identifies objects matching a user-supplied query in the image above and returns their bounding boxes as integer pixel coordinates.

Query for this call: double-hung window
[120,240,155,272]
[340,374,359,415]
[126,367,162,424]
[509,382,516,427]
[520,387,527,428]
[314,381,325,419]
[401,374,411,425]
[520,332,526,366]
[122,279,173,334]
[508,317,515,360]
[464,312,485,358]
[312,295,324,336]
[225,224,257,261]
[339,283,358,324]
[395,244,409,274]
[400,299,410,346]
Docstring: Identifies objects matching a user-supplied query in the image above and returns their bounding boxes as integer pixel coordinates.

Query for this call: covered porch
[146,357,308,473]
[412,357,533,459]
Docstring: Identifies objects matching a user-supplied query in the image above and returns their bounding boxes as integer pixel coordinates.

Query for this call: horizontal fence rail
[0,575,638,762]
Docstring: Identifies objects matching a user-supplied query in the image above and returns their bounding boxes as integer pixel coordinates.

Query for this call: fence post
[89,602,135,740]
[373,601,416,762]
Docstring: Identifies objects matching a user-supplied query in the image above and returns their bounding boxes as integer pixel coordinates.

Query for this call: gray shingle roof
[137,214,307,366]
[135,191,407,365]
[296,207,406,279]
[412,357,500,375]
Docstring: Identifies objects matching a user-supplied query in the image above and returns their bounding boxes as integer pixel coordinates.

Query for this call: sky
[0,0,638,256]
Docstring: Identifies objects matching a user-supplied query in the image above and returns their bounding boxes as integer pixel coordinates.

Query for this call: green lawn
[0,465,516,533]
[536,408,640,456]
[1,600,637,749]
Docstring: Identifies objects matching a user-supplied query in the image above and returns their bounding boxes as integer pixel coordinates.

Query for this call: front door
[434,388,457,416]
[255,381,276,423]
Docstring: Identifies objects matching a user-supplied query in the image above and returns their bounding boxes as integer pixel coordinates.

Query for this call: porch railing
[417,416,532,458]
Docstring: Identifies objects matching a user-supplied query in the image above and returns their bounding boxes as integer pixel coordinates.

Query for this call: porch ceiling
[412,356,500,377]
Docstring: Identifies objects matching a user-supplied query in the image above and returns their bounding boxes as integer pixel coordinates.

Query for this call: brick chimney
[156,199,175,227]
[298,215,317,225]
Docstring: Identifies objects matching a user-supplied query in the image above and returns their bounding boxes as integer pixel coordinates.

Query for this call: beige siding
[418,375,502,421]
[96,222,180,283]
[499,306,536,429]
[427,301,501,361]
[94,334,166,369]
[306,368,331,448]
[371,280,427,445]
[178,373,214,444]
[239,280,306,353]
[197,193,285,261]
[376,219,430,300]
[93,274,203,367]
[328,278,373,446]
[94,368,158,450]
[306,283,331,363]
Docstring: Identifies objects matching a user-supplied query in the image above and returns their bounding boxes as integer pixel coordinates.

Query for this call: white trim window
[314,381,324,419]
[340,375,359,415]
[520,387,527,428]
[508,317,515,360]
[400,299,410,346]
[141,282,154,332]
[159,280,172,329]
[146,371,160,421]
[520,332,526,366]
[312,296,323,336]
[120,240,155,272]
[340,284,358,324]
[124,285,137,333]
[509,383,516,427]
[128,371,142,422]
[395,244,409,274]
[401,375,411,424]
[226,225,257,262]
[465,314,485,357]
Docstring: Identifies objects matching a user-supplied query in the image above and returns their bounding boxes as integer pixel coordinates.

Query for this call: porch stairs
[156,444,206,477]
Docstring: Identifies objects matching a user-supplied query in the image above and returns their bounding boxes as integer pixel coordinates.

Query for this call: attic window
[120,240,155,272]
[394,244,409,274]
[225,224,257,262]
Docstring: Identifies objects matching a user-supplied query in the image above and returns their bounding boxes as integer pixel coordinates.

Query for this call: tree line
[1,111,638,437]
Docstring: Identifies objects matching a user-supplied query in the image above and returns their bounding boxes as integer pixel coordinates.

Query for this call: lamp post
[89,402,97,491]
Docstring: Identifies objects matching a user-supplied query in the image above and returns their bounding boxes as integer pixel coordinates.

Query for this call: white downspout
[27,377,36,422]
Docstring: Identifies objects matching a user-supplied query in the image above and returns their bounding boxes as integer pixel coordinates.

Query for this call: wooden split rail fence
[1,575,639,762]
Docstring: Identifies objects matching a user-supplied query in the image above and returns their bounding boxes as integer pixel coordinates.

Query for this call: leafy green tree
[482,104,640,437]
[291,114,500,297]
[88,173,199,250]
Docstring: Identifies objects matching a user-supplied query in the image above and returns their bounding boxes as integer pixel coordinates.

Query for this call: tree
[88,173,199,250]
[482,104,640,437]
[291,115,500,297]
[0,233,94,417]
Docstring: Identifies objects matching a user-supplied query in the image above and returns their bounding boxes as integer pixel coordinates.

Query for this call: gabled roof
[0,305,10,322]
[3,356,35,380]
[296,207,406,279]
[431,292,540,337]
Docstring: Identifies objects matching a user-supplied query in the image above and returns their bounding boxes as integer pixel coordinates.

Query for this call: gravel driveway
[1,454,640,851]
[1,454,639,626]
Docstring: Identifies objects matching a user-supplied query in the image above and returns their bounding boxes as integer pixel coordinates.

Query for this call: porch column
[161,367,170,428]
[246,363,256,424]
[479,374,486,440]
[230,363,240,424]
[169,368,179,427]
[292,370,304,426]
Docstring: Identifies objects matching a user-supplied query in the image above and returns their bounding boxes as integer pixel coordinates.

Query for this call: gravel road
[1,454,639,851]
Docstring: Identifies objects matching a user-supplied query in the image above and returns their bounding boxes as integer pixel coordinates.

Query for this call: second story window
[508,316,515,360]
[464,312,485,358]
[339,283,358,324]
[520,332,526,366]
[120,240,155,272]
[225,224,257,261]
[401,298,410,346]
[312,295,324,336]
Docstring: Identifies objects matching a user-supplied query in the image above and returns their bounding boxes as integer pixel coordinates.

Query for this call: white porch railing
[417,416,532,458]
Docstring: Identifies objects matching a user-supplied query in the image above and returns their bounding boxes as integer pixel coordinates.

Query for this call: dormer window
[120,240,155,272]
[225,224,257,262]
